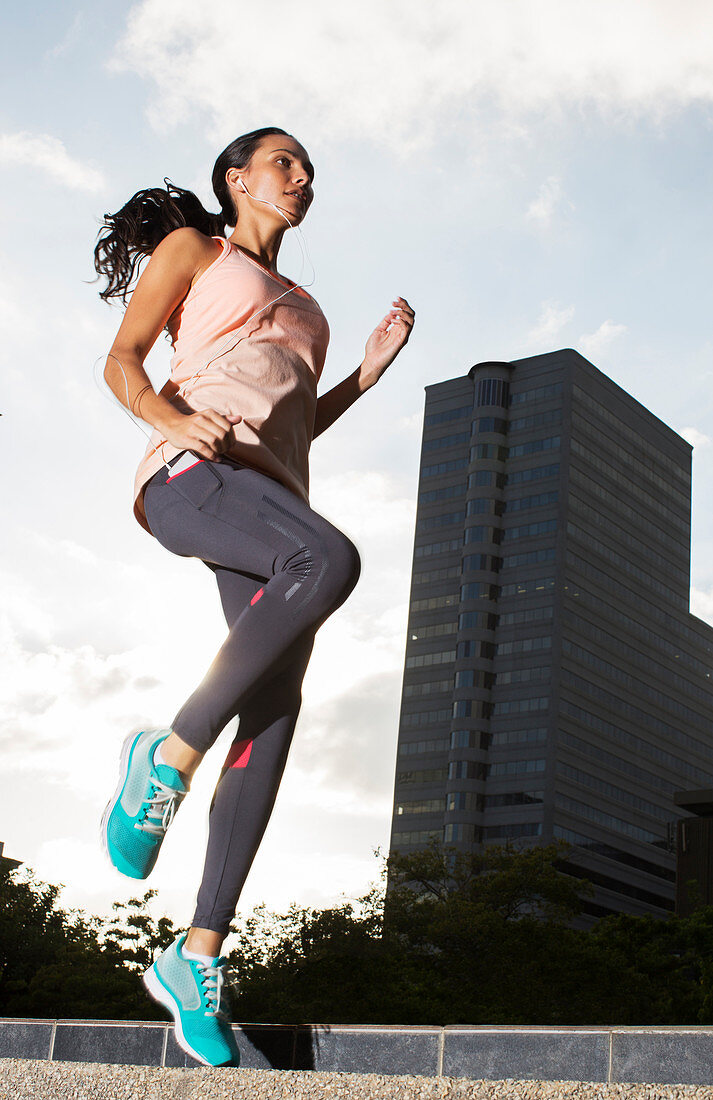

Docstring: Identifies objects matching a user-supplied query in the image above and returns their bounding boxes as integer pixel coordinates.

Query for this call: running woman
[94,127,414,1067]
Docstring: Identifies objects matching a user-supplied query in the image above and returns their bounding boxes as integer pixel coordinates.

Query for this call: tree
[385,837,590,924]
[0,864,149,1019]
[101,889,183,973]
[7,849,713,1025]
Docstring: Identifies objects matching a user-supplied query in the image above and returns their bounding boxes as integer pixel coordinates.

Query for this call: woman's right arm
[104,227,239,461]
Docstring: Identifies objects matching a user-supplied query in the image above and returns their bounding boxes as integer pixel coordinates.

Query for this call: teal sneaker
[100,729,188,879]
[143,934,240,1067]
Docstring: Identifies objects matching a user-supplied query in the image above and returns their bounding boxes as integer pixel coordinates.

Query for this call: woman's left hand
[361,296,415,384]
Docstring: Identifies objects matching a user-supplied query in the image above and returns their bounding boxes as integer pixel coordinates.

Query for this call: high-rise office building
[389,349,713,924]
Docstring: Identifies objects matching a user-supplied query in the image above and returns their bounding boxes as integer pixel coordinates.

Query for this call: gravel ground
[1,1062,713,1100]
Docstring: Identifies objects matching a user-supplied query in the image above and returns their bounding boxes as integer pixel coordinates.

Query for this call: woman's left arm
[312,296,415,439]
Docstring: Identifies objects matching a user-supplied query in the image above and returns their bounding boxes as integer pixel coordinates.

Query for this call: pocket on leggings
[168,459,224,511]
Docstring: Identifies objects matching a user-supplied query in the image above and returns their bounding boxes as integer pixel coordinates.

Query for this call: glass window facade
[404,679,453,698]
[423,431,470,453]
[392,353,711,926]
[557,760,674,822]
[456,639,496,658]
[462,553,502,572]
[414,539,461,558]
[504,491,559,513]
[500,577,555,597]
[451,729,486,748]
[458,610,499,629]
[398,737,450,755]
[449,760,485,779]
[496,666,551,685]
[502,548,556,568]
[447,791,482,812]
[491,697,549,715]
[506,463,560,486]
[425,404,471,427]
[553,825,676,882]
[395,767,448,783]
[483,823,542,838]
[488,758,546,775]
[486,789,545,807]
[406,650,456,668]
[477,378,510,407]
[467,498,501,516]
[471,443,509,462]
[410,593,459,612]
[421,458,469,478]
[475,416,508,434]
[496,635,552,656]
[409,622,458,641]
[419,483,467,504]
[470,470,506,489]
[490,728,548,746]
[400,710,452,728]
[498,606,553,626]
[556,793,667,846]
[417,510,466,532]
[444,823,481,842]
[502,519,557,541]
[560,693,713,782]
[508,436,560,458]
[396,798,446,815]
[413,565,460,585]
[464,525,501,545]
[392,829,442,845]
[509,381,563,406]
[460,581,499,600]
[510,409,562,432]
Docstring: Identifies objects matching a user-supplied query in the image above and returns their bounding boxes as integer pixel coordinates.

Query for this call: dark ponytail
[94,126,290,305]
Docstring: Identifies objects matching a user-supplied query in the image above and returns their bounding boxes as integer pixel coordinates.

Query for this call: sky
[2,0,713,943]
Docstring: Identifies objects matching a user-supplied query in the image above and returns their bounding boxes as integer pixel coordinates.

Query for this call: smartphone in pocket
[167,456,223,510]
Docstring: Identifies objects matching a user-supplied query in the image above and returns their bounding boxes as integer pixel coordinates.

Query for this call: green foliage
[101,889,184,973]
[225,885,389,1023]
[5,844,713,1025]
[0,868,170,1019]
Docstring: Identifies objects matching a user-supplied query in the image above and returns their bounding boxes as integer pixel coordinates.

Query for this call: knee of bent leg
[323,531,361,609]
[277,543,315,582]
[275,529,360,613]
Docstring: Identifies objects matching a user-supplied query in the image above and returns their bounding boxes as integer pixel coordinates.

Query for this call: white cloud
[525,301,575,349]
[46,11,84,60]
[113,0,713,146]
[525,176,574,228]
[579,319,628,360]
[691,586,713,625]
[680,427,712,449]
[0,132,105,192]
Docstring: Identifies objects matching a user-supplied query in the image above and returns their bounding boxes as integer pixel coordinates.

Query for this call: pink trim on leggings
[225,738,253,769]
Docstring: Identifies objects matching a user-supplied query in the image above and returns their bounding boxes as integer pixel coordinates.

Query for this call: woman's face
[231,134,314,225]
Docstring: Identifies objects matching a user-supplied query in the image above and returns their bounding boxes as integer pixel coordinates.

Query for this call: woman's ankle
[184,926,224,958]
[159,730,204,779]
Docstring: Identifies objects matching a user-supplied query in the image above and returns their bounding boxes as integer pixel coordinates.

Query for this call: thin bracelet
[132,383,153,418]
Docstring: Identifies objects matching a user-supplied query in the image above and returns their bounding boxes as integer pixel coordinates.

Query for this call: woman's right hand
[163,409,242,462]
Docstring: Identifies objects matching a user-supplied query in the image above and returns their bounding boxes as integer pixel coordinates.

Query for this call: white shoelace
[134,777,184,836]
[198,961,228,1019]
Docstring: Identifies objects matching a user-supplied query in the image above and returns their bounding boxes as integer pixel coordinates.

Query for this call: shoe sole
[100,730,157,874]
[143,965,228,1067]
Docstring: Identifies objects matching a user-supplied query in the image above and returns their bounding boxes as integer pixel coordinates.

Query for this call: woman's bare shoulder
[154,226,223,264]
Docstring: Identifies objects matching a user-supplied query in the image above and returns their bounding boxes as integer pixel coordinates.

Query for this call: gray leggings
[143,453,361,935]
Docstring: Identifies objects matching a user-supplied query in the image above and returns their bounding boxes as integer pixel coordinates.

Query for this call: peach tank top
[133,237,330,534]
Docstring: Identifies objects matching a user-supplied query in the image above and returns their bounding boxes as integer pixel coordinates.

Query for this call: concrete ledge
[3,1019,713,1085]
